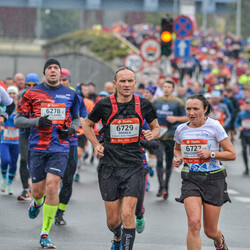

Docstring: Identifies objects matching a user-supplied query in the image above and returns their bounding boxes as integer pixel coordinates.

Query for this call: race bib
[41,103,66,125]
[110,118,140,143]
[181,139,209,164]
[3,126,19,141]
[242,119,250,129]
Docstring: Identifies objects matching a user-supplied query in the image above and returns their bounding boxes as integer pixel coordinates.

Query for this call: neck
[116,94,133,103]
[189,117,207,128]
[164,94,172,100]
[44,81,60,89]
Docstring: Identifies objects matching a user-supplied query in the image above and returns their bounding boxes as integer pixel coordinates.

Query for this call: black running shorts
[78,134,87,148]
[176,176,231,206]
[98,165,144,201]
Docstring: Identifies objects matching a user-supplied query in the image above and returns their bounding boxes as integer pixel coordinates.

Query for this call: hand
[142,129,153,141]
[57,126,76,140]
[196,149,210,159]
[94,143,104,158]
[38,115,52,128]
[173,157,183,168]
[0,116,5,126]
[166,116,176,124]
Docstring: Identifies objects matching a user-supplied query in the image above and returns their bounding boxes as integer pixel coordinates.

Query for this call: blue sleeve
[79,95,88,118]
[235,112,242,129]
[70,92,80,117]
[142,119,150,130]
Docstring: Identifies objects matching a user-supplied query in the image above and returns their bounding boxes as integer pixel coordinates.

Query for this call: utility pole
[236,0,241,37]
[202,0,207,31]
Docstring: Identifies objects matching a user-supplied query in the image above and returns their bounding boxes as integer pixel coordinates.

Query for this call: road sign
[124,53,143,73]
[173,15,193,38]
[139,38,161,63]
[140,65,161,85]
[174,39,191,57]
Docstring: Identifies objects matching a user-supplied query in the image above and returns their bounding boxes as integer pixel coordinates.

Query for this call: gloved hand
[38,115,52,128]
[57,126,76,140]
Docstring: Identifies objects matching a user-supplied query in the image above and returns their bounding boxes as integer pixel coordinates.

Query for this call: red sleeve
[17,89,32,116]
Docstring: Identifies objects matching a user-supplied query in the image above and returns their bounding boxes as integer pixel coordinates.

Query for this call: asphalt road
[0,136,249,250]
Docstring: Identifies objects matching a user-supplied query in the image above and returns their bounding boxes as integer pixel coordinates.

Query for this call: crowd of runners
[0,27,248,250]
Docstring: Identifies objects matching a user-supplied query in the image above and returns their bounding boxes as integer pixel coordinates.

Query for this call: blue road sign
[173,15,193,38]
[174,39,191,57]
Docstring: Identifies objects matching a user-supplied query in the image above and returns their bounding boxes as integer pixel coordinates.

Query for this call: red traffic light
[161,31,172,43]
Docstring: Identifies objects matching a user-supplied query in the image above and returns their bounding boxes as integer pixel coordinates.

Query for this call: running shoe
[74,173,80,182]
[214,234,228,250]
[17,190,32,201]
[149,167,154,177]
[136,215,145,234]
[111,238,122,250]
[146,180,150,191]
[55,210,66,225]
[28,200,43,219]
[156,187,163,197]
[40,234,56,249]
[162,190,169,200]
[0,179,6,192]
[6,184,13,195]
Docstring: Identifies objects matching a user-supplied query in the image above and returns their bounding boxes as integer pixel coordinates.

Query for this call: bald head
[14,73,25,91]
[104,81,115,94]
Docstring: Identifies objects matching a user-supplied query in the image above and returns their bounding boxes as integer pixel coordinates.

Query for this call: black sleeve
[141,98,158,124]
[140,139,160,150]
[87,98,104,123]
[2,101,15,121]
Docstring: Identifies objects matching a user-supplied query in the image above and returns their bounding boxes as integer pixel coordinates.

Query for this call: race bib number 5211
[41,103,66,124]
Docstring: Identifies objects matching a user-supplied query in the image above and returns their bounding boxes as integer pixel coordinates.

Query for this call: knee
[188,218,201,234]
[107,218,120,231]
[121,209,134,224]
[204,227,217,239]
[46,181,59,197]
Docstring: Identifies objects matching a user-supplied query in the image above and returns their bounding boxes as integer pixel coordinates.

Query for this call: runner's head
[7,85,18,101]
[43,58,61,86]
[162,80,175,98]
[25,73,39,89]
[113,67,136,99]
[60,68,71,87]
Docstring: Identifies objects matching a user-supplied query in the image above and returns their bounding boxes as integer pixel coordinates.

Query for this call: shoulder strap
[134,94,143,126]
[106,94,118,125]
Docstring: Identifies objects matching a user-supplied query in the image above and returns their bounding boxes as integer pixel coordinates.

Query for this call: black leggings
[59,146,78,204]
[155,140,175,190]
[19,129,30,190]
[241,133,250,171]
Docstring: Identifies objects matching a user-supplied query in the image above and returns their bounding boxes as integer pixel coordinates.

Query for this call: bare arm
[82,117,104,158]
[196,137,236,161]
[142,119,160,141]
[167,115,189,124]
[173,142,183,167]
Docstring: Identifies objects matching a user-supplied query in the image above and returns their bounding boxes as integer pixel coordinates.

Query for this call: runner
[0,86,19,195]
[173,94,236,250]
[82,66,160,250]
[14,58,80,248]
[17,73,40,201]
[55,68,88,225]
[154,80,188,199]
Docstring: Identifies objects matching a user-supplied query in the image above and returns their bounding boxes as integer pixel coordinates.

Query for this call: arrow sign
[174,39,191,58]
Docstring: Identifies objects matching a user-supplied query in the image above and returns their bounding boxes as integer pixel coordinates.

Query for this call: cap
[145,85,157,96]
[43,58,61,75]
[25,73,39,85]
[61,68,71,81]
[211,90,221,98]
[7,86,18,94]
[99,91,109,97]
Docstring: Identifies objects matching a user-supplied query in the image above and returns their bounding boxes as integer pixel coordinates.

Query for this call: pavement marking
[227,189,240,195]
[234,197,250,203]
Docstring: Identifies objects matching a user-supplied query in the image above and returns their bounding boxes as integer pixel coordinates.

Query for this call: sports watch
[210,151,216,159]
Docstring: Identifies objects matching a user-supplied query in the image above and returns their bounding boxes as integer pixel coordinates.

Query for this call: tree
[41,9,80,39]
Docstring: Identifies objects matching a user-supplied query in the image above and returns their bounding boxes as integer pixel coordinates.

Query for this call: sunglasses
[115,66,134,74]
[26,82,37,87]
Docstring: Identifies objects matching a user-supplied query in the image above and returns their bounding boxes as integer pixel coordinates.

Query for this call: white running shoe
[7,184,13,195]
[1,179,7,192]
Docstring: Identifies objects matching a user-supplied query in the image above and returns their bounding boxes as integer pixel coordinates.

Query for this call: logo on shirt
[55,95,70,99]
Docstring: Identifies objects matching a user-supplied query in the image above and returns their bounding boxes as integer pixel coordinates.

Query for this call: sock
[111,223,122,240]
[32,195,44,207]
[41,203,58,234]
[58,203,68,212]
[122,228,135,250]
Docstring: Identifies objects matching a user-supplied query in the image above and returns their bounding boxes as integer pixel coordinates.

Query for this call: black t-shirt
[88,95,157,168]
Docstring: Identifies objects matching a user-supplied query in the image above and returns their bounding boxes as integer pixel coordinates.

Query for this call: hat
[138,83,145,89]
[43,58,61,75]
[204,93,212,99]
[145,85,157,96]
[99,91,109,97]
[211,90,221,98]
[25,73,39,85]
[60,68,71,81]
[7,86,18,94]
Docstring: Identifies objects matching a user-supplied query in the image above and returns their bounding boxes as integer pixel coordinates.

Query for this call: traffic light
[160,17,173,56]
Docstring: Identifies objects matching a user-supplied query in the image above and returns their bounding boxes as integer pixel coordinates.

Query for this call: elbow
[230,151,237,161]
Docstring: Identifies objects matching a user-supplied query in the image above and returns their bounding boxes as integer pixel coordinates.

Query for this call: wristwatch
[210,151,216,159]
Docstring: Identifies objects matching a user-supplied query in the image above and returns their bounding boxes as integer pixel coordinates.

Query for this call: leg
[56,146,78,225]
[184,197,202,250]
[0,143,10,192]
[241,136,249,175]
[121,196,138,250]
[155,140,165,196]
[203,203,223,247]
[8,144,19,184]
